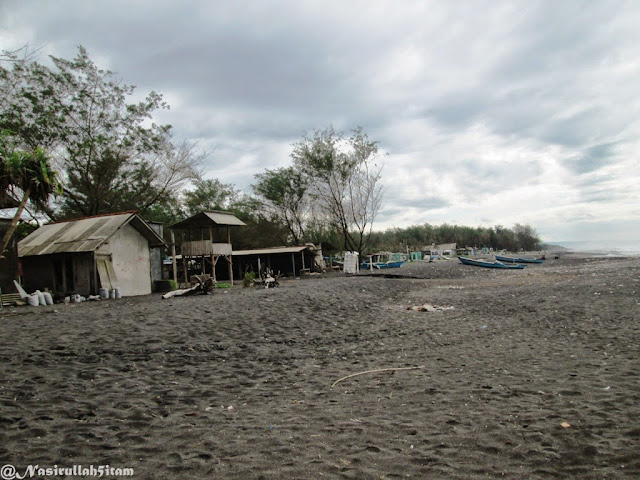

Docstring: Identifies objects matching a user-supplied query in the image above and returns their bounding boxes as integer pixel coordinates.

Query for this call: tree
[513,223,540,251]
[182,178,241,215]
[59,139,203,219]
[0,137,60,257]
[0,46,66,153]
[1,46,203,221]
[253,167,309,243]
[292,126,384,254]
[48,47,175,218]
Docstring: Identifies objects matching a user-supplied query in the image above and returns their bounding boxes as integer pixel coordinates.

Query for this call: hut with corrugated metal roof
[231,243,324,279]
[18,211,166,297]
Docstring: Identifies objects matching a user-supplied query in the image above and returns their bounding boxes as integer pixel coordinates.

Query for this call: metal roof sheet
[232,245,310,256]
[18,212,166,257]
[170,211,246,229]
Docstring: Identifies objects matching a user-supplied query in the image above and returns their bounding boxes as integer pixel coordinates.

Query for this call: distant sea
[550,241,640,257]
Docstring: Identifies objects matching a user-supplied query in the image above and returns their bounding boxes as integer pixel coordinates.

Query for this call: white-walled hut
[18,211,166,297]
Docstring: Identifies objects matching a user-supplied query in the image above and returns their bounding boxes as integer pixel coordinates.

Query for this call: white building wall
[97,224,151,296]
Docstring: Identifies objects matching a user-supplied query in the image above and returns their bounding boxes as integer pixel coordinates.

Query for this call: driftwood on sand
[162,275,215,299]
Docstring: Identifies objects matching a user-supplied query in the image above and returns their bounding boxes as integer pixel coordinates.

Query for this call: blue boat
[361,260,405,269]
[495,255,544,264]
[361,252,406,270]
[459,256,525,269]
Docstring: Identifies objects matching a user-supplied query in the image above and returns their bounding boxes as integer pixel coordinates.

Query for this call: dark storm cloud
[2,0,639,244]
[564,142,620,175]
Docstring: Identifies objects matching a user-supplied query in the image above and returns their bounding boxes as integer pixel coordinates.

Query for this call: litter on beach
[407,303,455,312]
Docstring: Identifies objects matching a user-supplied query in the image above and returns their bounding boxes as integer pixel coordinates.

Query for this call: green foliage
[367,223,541,253]
[168,279,178,291]
[2,46,203,222]
[252,166,309,243]
[287,126,384,253]
[0,136,61,255]
[48,47,173,218]
[142,193,186,226]
[242,272,255,288]
[183,178,240,215]
[181,179,289,249]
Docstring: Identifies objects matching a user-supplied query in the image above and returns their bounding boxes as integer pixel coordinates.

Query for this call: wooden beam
[92,253,98,295]
[291,253,296,278]
[181,230,188,285]
[171,230,177,283]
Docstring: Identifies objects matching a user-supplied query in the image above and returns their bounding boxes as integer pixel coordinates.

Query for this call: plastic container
[114,288,121,299]
[109,289,116,299]
[343,252,360,274]
[99,288,109,299]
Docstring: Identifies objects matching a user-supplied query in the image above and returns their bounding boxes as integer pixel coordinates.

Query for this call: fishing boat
[495,255,544,264]
[458,256,525,269]
[361,252,406,269]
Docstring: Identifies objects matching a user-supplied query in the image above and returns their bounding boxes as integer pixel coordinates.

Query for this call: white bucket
[114,288,121,299]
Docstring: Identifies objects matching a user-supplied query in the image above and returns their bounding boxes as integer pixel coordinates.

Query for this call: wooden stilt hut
[169,211,246,286]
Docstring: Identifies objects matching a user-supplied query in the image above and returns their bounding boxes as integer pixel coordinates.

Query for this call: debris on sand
[407,303,455,312]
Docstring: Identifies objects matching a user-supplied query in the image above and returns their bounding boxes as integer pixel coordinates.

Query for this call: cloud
[2,0,640,248]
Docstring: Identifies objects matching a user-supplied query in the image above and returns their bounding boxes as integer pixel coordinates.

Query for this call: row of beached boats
[458,255,544,269]
[333,252,544,270]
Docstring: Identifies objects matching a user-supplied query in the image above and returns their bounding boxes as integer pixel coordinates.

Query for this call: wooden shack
[232,244,324,278]
[169,211,246,285]
[18,211,166,297]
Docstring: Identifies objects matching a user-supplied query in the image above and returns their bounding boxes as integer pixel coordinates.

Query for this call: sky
[1,0,639,250]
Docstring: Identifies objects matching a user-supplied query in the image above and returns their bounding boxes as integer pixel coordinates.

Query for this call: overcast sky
[2,0,639,249]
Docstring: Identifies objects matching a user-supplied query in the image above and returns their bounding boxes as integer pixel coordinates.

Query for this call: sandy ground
[1,253,639,479]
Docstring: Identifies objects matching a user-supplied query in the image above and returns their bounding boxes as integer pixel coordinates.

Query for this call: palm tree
[0,142,61,258]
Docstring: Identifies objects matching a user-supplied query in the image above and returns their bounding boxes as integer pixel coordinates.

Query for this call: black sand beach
[1,253,639,479]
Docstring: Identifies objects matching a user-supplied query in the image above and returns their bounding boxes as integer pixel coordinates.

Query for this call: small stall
[169,211,246,285]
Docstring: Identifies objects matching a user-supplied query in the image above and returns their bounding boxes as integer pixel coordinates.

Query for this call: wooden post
[171,231,177,283]
[291,253,296,277]
[227,226,233,285]
[209,226,214,277]
[92,253,98,295]
[181,230,188,285]
[301,251,305,270]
